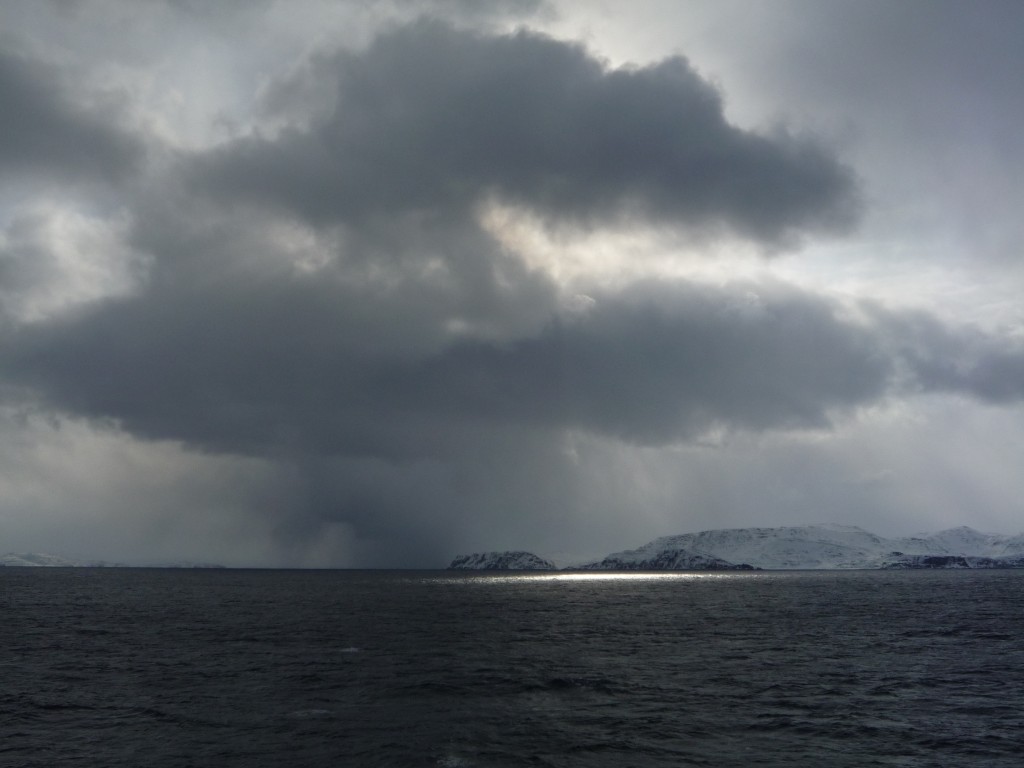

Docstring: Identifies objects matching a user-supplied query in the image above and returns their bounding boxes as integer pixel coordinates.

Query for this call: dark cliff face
[578,548,757,571]
[884,554,1024,569]
[448,551,556,570]
[646,550,758,570]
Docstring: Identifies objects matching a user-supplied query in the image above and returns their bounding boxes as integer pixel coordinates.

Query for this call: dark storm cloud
[193,21,858,243]
[268,430,581,566]
[871,308,1024,404]
[0,17,1013,461]
[0,18,871,464]
[8,239,1021,467]
[0,187,555,458]
[388,282,892,443]
[1,276,898,457]
[0,45,142,183]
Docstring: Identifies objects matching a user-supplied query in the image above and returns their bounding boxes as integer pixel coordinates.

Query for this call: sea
[2,568,1022,767]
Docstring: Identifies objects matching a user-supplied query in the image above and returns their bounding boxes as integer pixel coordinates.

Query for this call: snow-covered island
[453,525,1024,571]
[448,551,556,570]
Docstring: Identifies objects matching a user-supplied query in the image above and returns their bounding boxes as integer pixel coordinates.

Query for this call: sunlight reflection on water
[427,571,744,585]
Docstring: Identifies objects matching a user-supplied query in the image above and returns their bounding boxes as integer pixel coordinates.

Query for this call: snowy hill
[890,526,1024,558]
[448,551,556,570]
[995,532,1024,557]
[1,552,85,567]
[0,553,224,568]
[576,525,1024,571]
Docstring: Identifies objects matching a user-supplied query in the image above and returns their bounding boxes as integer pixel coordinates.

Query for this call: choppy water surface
[2,568,1022,767]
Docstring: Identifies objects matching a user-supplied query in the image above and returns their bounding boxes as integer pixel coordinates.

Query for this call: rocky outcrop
[578,547,757,571]
[448,551,556,570]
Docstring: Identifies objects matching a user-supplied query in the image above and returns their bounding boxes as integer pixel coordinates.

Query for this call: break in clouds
[1,8,1022,566]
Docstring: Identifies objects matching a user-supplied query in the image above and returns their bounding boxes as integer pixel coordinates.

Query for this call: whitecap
[286,709,333,720]
[437,756,473,767]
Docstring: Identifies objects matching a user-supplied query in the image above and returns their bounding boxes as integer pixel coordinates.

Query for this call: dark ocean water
[2,568,1022,767]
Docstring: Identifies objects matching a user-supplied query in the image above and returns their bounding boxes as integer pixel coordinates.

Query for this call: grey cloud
[0,45,143,183]
[388,282,893,443]
[871,308,1024,403]
[8,256,1021,467]
[0,196,556,458]
[3,276,897,458]
[0,207,142,323]
[686,0,1024,264]
[162,0,543,21]
[0,213,57,318]
[195,21,858,244]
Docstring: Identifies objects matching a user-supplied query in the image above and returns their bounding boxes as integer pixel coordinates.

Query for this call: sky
[1,0,1022,567]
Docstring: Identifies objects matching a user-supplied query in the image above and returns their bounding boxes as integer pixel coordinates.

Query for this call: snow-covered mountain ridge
[0,552,86,567]
[0,553,225,568]
[579,524,1024,570]
[451,525,1024,571]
